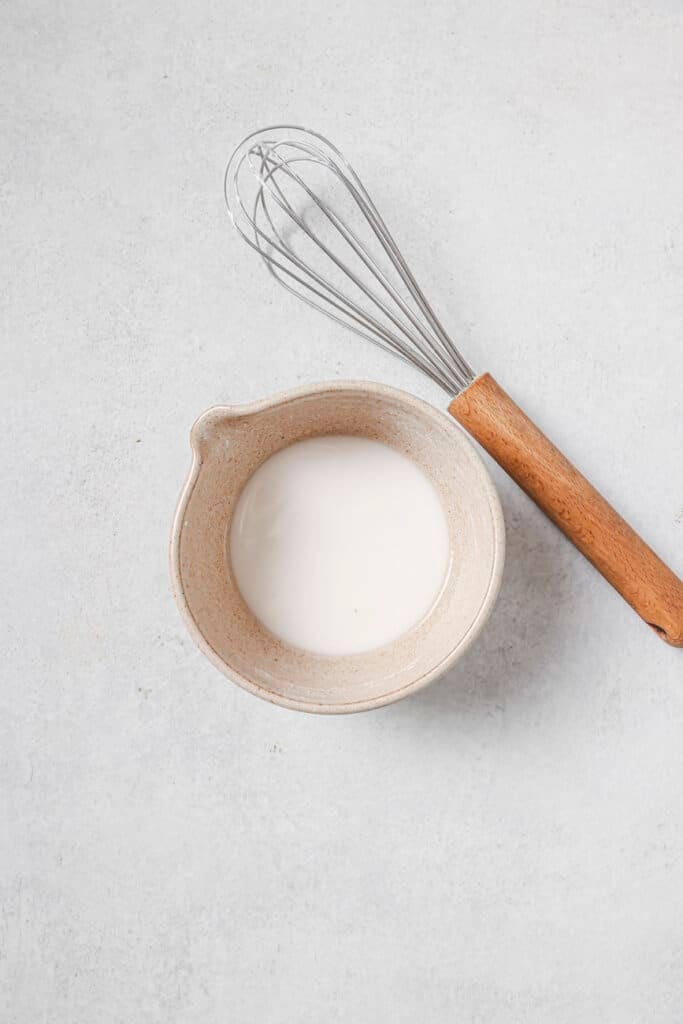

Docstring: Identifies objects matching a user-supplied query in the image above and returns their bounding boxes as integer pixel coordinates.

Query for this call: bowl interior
[172,383,504,712]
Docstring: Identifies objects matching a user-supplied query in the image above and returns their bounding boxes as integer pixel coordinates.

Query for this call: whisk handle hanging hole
[450,374,683,647]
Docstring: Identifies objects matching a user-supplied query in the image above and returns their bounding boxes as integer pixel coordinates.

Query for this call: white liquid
[230,435,450,656]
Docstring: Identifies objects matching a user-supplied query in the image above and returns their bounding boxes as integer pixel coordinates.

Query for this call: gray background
[2,1,682,1021]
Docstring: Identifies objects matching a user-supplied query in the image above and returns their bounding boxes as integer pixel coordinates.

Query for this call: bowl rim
[170,378,505,714]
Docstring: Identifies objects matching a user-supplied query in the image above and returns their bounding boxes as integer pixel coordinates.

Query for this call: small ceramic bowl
[170,381,504,714]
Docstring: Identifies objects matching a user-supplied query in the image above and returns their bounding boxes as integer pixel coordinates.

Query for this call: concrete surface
[2,1,682,1021]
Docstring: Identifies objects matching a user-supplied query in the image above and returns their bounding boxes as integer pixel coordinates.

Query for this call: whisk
[224,125,683,646]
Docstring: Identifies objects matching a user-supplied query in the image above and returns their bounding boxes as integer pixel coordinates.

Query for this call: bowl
[170,381,505,713]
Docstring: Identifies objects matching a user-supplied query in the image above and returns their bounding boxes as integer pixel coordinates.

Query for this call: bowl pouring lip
[170,379,505,714]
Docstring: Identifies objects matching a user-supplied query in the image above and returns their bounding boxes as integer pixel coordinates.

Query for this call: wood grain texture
[450,373,683,647]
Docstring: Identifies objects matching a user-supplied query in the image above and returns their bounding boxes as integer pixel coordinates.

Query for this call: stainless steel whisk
[225,125,683,646]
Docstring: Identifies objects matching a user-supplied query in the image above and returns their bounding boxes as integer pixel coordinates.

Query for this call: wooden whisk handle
[449,373,683,646]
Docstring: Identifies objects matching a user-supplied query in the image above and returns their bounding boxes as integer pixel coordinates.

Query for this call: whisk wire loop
[253,146,460,387]
[225,126,475,395]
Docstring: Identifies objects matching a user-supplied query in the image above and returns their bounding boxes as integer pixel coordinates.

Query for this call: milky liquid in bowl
[230,435,451,656]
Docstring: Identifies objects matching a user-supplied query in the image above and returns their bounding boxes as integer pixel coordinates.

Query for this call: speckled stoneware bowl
[170,381,505,714]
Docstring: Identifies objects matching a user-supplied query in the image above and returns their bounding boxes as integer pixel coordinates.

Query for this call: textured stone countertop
[2,2,682,1021]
